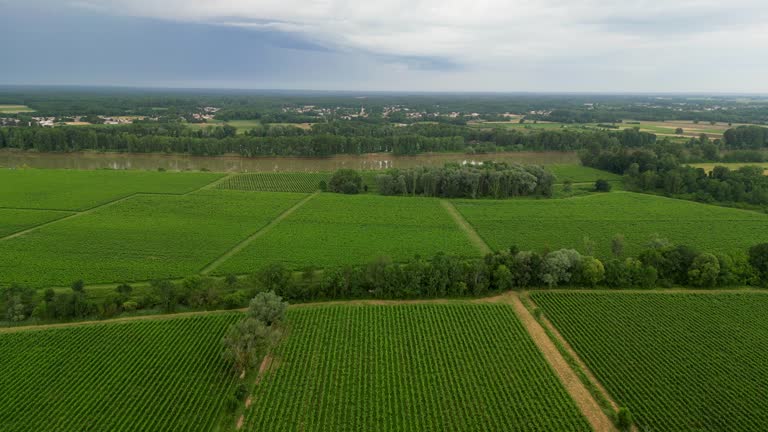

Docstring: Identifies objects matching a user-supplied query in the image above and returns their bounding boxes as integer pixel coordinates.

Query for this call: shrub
[328,169,362,194]
[594,179,612,192]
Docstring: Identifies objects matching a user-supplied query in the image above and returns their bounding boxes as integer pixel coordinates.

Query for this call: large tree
[221,318,276,375]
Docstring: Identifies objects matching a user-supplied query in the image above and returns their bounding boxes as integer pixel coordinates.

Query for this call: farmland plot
[216,172,330,193]
[455,191,768,257]
[0,191,307,287]
[244,304,591,431]
[0,314,240,431]
[0,169,223,210]
[215,193,479,273]
[0,208,73,237]
[532,292,768,431]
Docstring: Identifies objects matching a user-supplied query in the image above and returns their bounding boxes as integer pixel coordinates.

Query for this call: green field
[454,191,768,256]
[689,162,768,175]
[215,194,479,273]
[532,292,768,431]
[0,169,223,210]
[0,313,240,431]
[244,303,590,431]
[216,172,330,193]
[0,209,74,237]
[0,191,307,287]
[547,165,621,184]
[0,105,35,113]
[226,120,262,133]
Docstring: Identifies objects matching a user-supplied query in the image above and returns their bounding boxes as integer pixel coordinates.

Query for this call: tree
[247,291,288,326]
[562,180,573,193]
[221,318,276,375]
[492,264,513,291]
[152,279,177,313]
[580,257,605,287]
[540,249,583,287]
[594,179,612,192]
[116,283,133,299]
[256,263,293,295]
[748,243,768,285]
[688,253,721,287]
[71,279,85,293]
[328,169,363,194]
[675,127,684,135]
[616,407,634,431]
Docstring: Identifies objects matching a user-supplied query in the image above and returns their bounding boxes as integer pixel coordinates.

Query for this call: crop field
[215,194,479,273]
[0,169,223,210]
[454,191,768,256]
[0,104,35,113]
[0,208,73,237]
[244,303,590,431]
[531,292,768,431]
[225,119,262,133]
[0,191,307,287]
[0,313,240,431]
[216,172,330,193]
[547,164,621,184]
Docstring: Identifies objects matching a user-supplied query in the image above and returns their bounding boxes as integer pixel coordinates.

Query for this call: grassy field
[548,165,621,184]
[689,162,768,175]
[0,169,223,210]
[468,119,735,139]
[0,209,74,237]
[532,292,768,431]
[0,105,35,113]
[244,303,591,431]
[216,172,330,193]
[0,191,307,287]
[454,191,768,257]
[226,120,262,133]
[0,313,240,431]
[215,194,480,273]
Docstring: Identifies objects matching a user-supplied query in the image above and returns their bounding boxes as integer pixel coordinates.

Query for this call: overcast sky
[2,0,768,92]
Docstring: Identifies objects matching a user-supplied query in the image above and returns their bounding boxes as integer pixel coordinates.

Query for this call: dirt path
[188,173,235,194]
[500,292,616,432]
[236,354,274,430]
[200,191,319,275]
[440,200,492,255]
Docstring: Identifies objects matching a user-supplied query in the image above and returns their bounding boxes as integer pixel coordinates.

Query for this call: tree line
[5,239,768,325]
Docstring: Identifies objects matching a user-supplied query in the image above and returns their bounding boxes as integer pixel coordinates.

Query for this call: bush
[594,179,612,192]
[616,406,633,430]
[328,169,362,194]
[122,301,138,313]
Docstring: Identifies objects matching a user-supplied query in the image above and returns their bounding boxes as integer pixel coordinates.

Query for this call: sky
[1,0,768,93]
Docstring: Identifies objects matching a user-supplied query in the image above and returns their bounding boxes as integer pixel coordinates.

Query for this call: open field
[454,191,768,256]
[226,119,262,133]
[0,169,223,210]
[0,105,35,113]
[0,313,240,431]
[0,208,74,237]
[532,291,768,431]
[548,164,622,184]
[244,303,591,431]
[0,191,307,287]
[689,162,768,175]
[469,119,738,139]
[216,172,329,193]
[215,194,480,273]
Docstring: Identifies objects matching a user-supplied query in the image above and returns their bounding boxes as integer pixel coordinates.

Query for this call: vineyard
[455,191,768,257]
[0,191,307,287]
[216,172,330,193]
[532,291,768,431]
[0,208,73,237]
[0,313,241,431]
[0,168,222,210]
[243,303,591,431]
[215,193,479,273]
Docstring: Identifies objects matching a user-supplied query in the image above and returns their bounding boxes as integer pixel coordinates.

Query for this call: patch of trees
[723,125,768,149]
[328,169,364,194]
[374,163,554,198]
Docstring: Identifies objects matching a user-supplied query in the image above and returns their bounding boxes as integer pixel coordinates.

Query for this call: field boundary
[188,173,234,194]
[200,192,320,275]
[440,200,492,255]
[492,292,616,432]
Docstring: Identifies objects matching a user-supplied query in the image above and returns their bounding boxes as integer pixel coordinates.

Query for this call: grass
[0,169,223,211]
[532,291,768,431]
[0,191,308,288]
[454,191,768,257]
[0,209,74,237]
[225,120,262,133]
[244,303,591,431]
[215,172,330,193]
[215,193,480,274]
[0,105,35,113]
[0,313,240,431]
[547,165,621,184]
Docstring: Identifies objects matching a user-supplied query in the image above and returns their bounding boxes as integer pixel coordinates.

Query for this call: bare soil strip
[189,173,235,194]
[200,192,320,275]
[440,200,492,255]
[499,292,616,432]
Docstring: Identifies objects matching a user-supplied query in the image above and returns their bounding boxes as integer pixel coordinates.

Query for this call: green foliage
[0,169,222,210]
[0,314,240,431]
[455,192,768,258]
[533,292,768,431]
[243,304,591,430]
[0,191,306,287]
[594,179,612,192]
[616,407,634,430]
[0,208,73,237]
[215,172,330,193]
[749,243,768,284]
[328,169,363,194]
[221,318,276,375]
[247,291,288,326]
